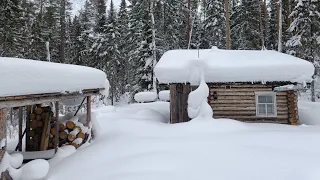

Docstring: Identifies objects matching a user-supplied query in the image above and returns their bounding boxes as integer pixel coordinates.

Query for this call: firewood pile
[48,116,90,149]
[27,105,90,151]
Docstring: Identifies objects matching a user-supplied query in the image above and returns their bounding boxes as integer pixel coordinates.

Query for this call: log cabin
[0,57,108,178]
[154,48,315,124]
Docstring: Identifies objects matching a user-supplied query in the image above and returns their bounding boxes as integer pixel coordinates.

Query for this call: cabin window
[255,92,277,117]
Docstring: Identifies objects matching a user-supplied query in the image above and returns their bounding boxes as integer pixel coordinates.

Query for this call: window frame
[255,92,277,117]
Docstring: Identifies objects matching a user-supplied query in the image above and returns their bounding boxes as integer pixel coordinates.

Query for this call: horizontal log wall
[209,84,290,124]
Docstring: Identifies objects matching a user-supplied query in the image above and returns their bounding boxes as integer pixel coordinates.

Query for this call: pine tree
[77,0,96,66]
[203,0,226,49]
[267,0,278,49]
[286,0,320,61]
[231,0,262,50]
[0,0,25,57]
[117,0,130,95]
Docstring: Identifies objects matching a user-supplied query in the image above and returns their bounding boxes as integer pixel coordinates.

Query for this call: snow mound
[298,101,320,125]
[159,90,170,101]
[0,57,107,97]
[133,109,168,123]
[98,106,117,113]
[134,92,158,103]
[9,159,49,180]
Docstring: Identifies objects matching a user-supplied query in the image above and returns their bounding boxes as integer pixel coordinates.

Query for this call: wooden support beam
[54,101,59,153]
[86,96,91,126]
[170,84,191,124]
[0,89,102,109]
[26,105,31,152]
[18,107,23,151]
[0,108,7,177]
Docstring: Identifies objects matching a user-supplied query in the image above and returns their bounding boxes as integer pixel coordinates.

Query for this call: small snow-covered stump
[134,92,158,103]
[159,90,170,102]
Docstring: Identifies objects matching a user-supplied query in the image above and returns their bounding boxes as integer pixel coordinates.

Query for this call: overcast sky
[72,0,127,15]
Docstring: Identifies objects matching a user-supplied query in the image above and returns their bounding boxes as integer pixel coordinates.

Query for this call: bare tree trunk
[150,0,157,92]
[187,0,191,48]
[278,0,283,52]
[225,0,231,49]
[259,0,265,49]
[60,0,66,63]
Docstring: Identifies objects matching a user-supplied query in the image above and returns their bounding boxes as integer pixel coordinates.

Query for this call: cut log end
[35,107,43,115]
[66,121,75,130]
[51,127,57,136]
[59,123,66,131]
[77,132,85,139]
[59,131,68,140]
[68,134,76,142]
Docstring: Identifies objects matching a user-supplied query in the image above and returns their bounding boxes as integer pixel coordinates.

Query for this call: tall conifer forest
[1,0,319,103]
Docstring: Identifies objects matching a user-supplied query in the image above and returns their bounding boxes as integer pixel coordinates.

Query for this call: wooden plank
[212,107,288,111]
[210,92,288,96]
[86,96,91,126]
[210,100,288,104]
[0,89,102,109]
[213,115,289,119]
[40,110,52,151]
[54,102,59,153]
[211,103,288,108]
[18,107,23,151]
[25,105,31,152]
[210,88,273,92]
[209,95,287,100]
[243,119,289,124]
[213,110,289,115]
[209,84,273,88]
[0,108,7,149]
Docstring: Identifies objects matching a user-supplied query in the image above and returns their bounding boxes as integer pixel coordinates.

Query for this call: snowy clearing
[44,102,320,180]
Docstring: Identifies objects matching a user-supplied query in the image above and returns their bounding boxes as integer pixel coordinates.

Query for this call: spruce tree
[231,0,262,50]
[203,0,226,49]
[117,0,130,95]
[0,0,25,57]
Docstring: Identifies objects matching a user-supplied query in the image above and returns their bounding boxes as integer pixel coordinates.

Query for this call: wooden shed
[0,57,108,178]
[154,48,315,124]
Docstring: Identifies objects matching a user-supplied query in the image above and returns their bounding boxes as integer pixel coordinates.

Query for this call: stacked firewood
[27,106,53,151]
[48,116,90,149]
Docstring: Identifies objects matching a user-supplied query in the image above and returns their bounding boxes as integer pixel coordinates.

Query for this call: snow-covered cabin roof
[154,48,315,84]
[0,57,107,97]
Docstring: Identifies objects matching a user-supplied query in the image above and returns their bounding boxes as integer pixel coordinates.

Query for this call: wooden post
[86,96,91,126]
[170,83,191,124]
[18,107,23,151]
[0,108,7,163]
[26,105,31,151]
[54,101,59,153]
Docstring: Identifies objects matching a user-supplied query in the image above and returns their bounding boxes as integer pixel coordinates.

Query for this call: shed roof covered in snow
[0,57,107,98]
[154,48,315,85]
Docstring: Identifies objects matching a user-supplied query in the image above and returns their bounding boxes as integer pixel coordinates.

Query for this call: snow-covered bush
[134,92,158,103]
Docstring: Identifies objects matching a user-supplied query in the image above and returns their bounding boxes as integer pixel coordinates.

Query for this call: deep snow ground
[45,101,320,180]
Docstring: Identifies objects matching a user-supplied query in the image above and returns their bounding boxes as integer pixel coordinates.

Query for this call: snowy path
[45,102,320,180]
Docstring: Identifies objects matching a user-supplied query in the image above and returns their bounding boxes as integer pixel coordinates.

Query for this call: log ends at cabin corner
[287,90,299,125]
[170,83,191,124]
